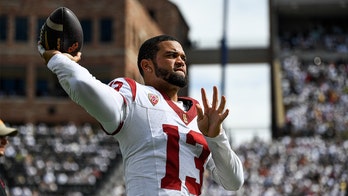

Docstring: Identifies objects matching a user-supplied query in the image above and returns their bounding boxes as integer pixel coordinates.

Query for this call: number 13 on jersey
[161,124,210,195]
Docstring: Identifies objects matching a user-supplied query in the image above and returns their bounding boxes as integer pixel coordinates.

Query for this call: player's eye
[167,52,186,62]
[180,55,187,62]
[167,52,177,58]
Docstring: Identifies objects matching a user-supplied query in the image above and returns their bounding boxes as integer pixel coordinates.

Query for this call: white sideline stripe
[46,18,63,31]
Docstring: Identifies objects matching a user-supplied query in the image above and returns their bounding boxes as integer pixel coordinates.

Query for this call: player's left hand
[196,86,229,138]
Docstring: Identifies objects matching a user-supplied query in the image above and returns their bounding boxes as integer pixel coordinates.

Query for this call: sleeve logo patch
[148,93,159,106]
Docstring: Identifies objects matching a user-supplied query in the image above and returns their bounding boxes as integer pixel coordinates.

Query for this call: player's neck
[145,79,180,101]
[154,85,179,102]
[160,88,179,101]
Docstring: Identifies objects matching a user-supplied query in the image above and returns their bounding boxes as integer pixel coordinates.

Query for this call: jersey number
[161,124,210,195]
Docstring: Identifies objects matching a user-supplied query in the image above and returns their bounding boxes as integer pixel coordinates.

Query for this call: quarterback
[39,35,244,195]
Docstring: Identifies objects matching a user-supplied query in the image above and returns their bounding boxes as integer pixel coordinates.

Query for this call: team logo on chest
[148,93,159,106]
[182,113,188,124]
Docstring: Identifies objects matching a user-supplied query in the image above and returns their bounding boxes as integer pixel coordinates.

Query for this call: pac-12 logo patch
[148,93,159,106]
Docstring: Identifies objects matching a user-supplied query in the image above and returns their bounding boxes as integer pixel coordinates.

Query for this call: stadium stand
[280,56,348,138]
[279,21,348,53]
[2,123,122,196]
[203,136,348,195]
[278,15,348,138]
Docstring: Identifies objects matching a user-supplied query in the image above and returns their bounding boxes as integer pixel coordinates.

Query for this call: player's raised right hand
[38,42,81,65]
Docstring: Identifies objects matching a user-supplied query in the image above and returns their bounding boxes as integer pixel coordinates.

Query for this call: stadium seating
[3,123,121,196]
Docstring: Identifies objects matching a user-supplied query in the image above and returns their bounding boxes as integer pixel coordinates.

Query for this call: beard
[153,62,188,88]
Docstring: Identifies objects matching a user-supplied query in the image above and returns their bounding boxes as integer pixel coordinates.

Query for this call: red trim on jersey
[161,93,198,125]
[124,77,137,101]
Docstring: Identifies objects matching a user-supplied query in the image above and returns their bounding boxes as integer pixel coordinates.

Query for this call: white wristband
[38,44,46,56]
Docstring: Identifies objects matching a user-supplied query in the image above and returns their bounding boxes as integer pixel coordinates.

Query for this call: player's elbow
[218,169,244,191]
[224,175,244,191]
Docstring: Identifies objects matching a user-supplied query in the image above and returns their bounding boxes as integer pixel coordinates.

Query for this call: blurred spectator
[0,119,18,195]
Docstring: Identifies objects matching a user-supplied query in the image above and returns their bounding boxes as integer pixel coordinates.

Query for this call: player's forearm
[205,131,244,190]
[47,54,125,132]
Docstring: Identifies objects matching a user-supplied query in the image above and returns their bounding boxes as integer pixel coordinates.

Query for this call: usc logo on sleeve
[148,93,159,106]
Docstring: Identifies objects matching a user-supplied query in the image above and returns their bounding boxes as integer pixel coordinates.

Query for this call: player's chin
[169,74,187,88]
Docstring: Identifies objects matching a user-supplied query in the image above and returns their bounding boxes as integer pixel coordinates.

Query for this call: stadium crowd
[2,123,120,196]
[279,23,348,53]
[281,56,348,138]
[202,136,348,196]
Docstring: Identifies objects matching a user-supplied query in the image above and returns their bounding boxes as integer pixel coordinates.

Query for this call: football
[39,7,83,56]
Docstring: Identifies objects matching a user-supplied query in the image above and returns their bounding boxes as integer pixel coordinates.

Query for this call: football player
[38,35,244,195]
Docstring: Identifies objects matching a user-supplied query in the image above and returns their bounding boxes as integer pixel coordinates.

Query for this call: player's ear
[140,59,153,73]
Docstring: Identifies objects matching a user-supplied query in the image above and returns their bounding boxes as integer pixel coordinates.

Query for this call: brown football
[39,7,83,56]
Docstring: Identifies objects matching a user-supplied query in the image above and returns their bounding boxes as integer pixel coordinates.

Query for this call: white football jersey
[108,78,209,195]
